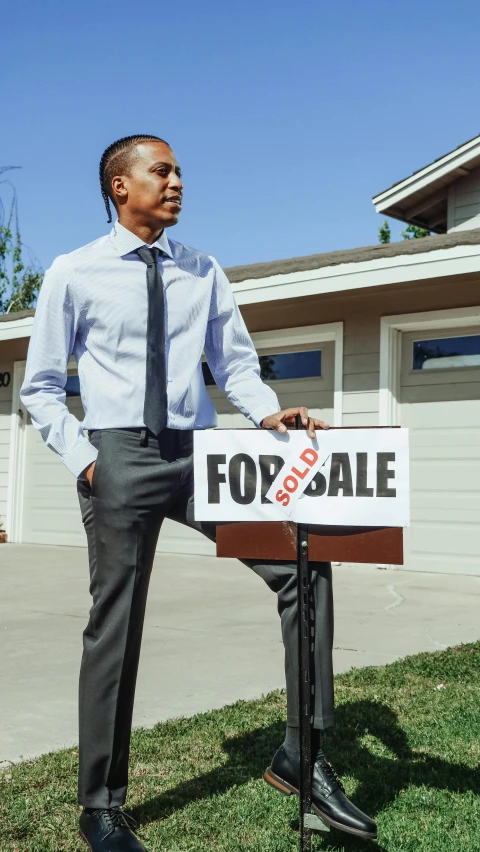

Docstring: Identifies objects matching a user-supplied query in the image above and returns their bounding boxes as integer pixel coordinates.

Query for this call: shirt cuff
[248,403,280,428]
[63,439,99,478]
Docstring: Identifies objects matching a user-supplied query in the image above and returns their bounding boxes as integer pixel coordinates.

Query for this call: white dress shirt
[20,221,280,478]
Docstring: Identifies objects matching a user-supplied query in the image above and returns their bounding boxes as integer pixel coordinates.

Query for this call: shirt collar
[110,219,173,258]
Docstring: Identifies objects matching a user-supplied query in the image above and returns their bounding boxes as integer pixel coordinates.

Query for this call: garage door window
[413,334,480,371]
[202,350,322,385]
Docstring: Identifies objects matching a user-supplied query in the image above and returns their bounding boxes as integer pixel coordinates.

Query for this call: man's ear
[111,175,128,205]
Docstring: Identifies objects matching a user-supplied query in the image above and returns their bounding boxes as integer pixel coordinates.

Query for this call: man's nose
[169,172,183,192]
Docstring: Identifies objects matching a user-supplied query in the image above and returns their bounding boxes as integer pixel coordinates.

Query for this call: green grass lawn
[2,643,480,852]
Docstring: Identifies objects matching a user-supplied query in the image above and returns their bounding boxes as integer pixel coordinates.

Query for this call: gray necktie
[136,246,168,436]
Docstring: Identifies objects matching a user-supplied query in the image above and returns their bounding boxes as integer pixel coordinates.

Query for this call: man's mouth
[164,197,182,207]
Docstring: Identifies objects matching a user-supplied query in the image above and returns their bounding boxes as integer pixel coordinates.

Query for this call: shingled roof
[1,228,480,323]
[224,228,480,283]
[0,307,35,323]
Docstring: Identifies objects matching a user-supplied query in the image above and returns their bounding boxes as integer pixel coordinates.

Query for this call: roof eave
[372,135,480,211]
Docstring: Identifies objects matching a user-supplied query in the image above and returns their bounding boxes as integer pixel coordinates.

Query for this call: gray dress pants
[76,427,334,808]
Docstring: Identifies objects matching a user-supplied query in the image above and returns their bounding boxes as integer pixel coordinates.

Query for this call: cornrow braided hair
[99,134,169,223]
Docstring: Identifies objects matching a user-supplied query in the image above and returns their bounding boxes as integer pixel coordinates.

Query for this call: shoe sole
[79,830,92,850]
[263,767,378,841]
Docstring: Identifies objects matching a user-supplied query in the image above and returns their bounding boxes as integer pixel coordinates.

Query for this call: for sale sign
[194,428,410,526]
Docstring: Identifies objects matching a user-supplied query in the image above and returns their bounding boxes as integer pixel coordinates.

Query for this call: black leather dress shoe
[79,808,147,851]
[264,745,377,840]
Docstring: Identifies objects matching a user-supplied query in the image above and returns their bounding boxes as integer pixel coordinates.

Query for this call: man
[20,134,376,851]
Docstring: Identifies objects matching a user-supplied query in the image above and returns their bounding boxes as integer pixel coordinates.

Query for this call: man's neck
[117,216,163,246]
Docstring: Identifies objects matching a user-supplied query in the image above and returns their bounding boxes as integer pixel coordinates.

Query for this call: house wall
[0,339,29,529]
[449,165,480,231]
[1,273,479,536]
[240,273,480,426]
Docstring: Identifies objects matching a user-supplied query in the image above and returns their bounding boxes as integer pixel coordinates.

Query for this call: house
[1,134,479,574]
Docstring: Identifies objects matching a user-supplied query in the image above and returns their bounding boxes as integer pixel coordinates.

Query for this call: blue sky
[2,0,480,273]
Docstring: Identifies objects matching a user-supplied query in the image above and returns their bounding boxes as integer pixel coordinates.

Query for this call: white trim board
[0,316,34,341]
[231,243,480,306]
[373,134,480,212]
[6,361,27,542]
[379,305,480,427]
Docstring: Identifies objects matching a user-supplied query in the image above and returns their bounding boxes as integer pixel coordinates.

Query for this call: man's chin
[160,212,180,228]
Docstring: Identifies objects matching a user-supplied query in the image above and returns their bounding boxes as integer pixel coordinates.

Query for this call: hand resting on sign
[261,406,330,439]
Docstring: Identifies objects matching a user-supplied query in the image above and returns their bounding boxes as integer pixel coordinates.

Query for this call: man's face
[113,141,183,229]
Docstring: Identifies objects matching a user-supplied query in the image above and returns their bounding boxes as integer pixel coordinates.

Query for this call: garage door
[400,327,480,574]
[22,371,88,546]
[20,339,334,552]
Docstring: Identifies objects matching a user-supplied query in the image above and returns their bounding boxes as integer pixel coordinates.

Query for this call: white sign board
[194,428,410,526]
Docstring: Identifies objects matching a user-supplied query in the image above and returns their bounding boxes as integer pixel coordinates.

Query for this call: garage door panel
[410,510,479,528]
[408,522,480,558]
[159,519,215,556]
[398,399,480,428]
[410,482,480,510]
[408,429,480,449]
[410,443,480,458]
[22,405,87,545]
[402,551,480,575]
[402,370,480,387]
[25,457,76,489]
[402,383,480,404]
[410,459,480,491]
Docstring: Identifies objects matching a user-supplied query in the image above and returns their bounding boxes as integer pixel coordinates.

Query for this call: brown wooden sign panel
[216,522,403,564]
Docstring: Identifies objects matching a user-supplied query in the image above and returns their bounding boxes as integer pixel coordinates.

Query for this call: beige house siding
[0,339,28,529]
[450,165,480,231]
[241,274,480,427]
[1,272,479,537]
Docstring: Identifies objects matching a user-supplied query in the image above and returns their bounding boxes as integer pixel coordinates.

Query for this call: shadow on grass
[131,701,479,849]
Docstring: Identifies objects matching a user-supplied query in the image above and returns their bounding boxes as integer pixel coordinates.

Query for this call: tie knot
[137,246,161,267]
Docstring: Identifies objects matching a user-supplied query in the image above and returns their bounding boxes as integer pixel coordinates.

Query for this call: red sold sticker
[265,442,328,517]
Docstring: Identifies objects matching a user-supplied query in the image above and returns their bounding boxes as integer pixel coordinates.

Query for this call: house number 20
[0,372,11,388]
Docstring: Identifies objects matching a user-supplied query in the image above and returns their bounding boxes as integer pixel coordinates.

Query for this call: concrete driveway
[1,543,479,766]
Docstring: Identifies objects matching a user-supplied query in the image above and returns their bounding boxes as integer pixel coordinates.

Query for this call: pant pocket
[89,432,103,495]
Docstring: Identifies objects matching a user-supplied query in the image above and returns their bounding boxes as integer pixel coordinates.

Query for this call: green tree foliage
[378,220,391,244]
[401,223,431,240]
[378,219,431,245]
[258,355,278,380]
[0,167,43,314]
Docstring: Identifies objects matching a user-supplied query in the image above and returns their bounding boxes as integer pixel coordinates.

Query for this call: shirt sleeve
[19,255,99,478]
[204,258,280,427]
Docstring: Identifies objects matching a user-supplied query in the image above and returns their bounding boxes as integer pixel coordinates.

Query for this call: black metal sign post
[295,416,329,851]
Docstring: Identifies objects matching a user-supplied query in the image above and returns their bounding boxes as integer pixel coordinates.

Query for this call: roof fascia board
[1,246,480,336]
[231,244,480,306]
[0,316,34,342]
[373,137,480,211]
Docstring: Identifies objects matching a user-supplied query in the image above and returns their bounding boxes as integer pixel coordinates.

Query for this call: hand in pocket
[82,461,96,487]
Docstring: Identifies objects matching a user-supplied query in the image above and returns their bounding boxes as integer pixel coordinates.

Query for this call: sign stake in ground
[295,415,329,850]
